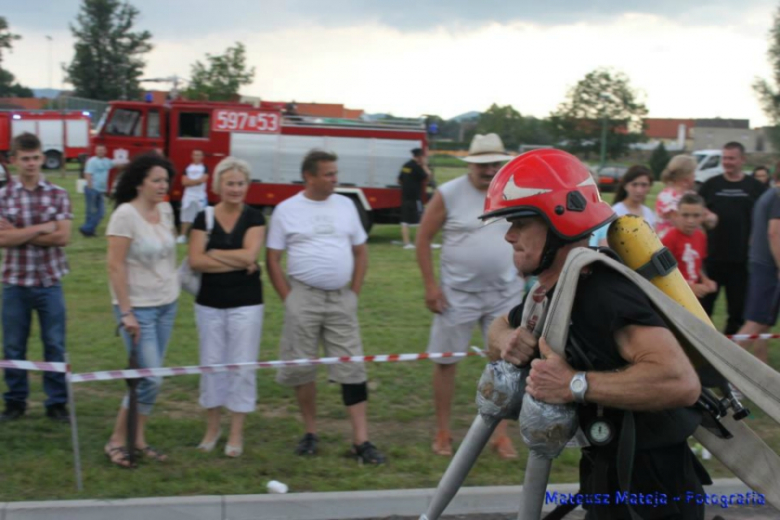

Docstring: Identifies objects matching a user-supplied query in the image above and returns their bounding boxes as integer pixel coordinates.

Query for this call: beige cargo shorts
[276,278,367,386]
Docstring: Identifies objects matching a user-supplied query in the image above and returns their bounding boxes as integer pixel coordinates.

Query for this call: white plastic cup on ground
[267,480,289,494]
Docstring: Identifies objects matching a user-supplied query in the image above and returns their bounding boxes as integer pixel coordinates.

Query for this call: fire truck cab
[92,100,428,232]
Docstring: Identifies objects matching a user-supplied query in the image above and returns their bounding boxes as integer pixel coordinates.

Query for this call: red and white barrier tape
[0,360,67,373]
[69,351,482,383]
[2,333,777,381]
[727,333,780,340]
[1,350,485,382]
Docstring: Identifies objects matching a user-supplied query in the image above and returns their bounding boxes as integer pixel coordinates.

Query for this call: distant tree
[472,104,525,150]
[753,5,780,151]
[65,0,153,100]
[0,17,20,61]
[515,116,556,147]
[465,104,556,150]
[649,143,671,180]
[183,43,255,102]
[0,17,34,98]
[549,68,648,160]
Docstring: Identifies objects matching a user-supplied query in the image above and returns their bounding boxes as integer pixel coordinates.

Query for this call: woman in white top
[612,165,657,227]
[590,165,656,247]
[104,153,179,468]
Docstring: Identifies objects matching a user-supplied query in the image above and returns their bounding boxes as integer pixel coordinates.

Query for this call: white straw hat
[461,133,513,164]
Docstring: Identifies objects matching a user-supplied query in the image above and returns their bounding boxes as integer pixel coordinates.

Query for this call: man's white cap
[461,133,513,164]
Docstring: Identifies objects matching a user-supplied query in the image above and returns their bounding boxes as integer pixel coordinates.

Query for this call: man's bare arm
[181,175,208,187]
[0,221,56,247]
[415,191,448,313]
[30,220,71,247]
[768,219,780,270]
[527,325,701,411]
[266,247,290,301]
[350,243,368,295]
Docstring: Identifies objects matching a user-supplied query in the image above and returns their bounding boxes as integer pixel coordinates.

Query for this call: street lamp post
[599,115,608,168]
[46,35,53,89]
[598,92,613,169]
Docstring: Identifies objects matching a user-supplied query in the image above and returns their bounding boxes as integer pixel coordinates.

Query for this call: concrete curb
[0,479,759,520]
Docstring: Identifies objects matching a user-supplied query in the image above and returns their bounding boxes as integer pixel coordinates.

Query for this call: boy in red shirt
[661,193,718,300]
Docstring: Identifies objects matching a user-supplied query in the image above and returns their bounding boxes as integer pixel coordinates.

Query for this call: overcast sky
[3,0,779,125]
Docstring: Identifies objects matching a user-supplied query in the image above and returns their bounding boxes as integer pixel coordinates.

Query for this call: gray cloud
[5,0,776,38]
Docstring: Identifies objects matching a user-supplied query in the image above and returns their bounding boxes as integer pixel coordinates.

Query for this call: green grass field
[0,165,777,501]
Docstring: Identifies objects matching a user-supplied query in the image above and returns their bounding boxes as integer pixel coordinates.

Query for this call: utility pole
[46,35,53,89]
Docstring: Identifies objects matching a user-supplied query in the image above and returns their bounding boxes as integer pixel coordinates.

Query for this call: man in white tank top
[416,134,524,459]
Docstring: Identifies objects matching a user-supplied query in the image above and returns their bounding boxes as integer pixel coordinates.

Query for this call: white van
[693,149,723,185]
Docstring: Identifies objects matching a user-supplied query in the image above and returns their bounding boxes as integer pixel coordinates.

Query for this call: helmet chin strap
[531,229,571,276]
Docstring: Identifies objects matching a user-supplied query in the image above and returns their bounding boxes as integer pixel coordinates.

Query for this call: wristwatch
[569,372,588,404]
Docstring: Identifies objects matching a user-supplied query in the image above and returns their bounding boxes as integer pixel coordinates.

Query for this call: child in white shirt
[178,149,208,243]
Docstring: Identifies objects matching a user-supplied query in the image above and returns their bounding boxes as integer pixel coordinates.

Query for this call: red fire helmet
[479,149,615,240]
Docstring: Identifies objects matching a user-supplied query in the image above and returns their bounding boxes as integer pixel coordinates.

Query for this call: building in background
[692,119,756,151]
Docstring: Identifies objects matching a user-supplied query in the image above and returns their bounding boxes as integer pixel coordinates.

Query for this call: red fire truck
[0,110,91,169]
[91,100,428,231]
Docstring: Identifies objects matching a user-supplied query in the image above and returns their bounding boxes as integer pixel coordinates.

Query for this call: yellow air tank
[607,214,711,367]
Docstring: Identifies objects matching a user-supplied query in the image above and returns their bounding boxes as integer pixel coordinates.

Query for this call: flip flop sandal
[136,445,168,462]
[104,444,136,469]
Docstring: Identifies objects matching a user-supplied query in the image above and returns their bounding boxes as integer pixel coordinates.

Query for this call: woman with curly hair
[103,153,179,468]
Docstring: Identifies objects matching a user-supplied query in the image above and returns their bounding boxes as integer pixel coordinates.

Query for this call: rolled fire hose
[419,361,528,520]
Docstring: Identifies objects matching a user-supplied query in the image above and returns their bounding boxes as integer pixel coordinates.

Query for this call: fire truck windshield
[103,108,143,136]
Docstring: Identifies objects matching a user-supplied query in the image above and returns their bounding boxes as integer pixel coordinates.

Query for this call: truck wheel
[43,151,63,170]
[349,197,374,234]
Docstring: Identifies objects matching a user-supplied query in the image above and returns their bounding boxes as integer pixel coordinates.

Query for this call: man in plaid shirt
[0,133,72,423]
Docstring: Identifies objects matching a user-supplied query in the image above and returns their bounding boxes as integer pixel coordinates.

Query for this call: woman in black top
[187,157,265,458]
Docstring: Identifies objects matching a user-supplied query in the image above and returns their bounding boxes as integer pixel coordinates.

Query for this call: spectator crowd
[0,131,777,473]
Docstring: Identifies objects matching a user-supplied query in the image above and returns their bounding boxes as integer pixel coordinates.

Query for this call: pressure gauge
[587,419,614,446]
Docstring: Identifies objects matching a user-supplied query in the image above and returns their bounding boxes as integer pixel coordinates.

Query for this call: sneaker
[403,243,416,250]
[295,433,318,456]
[176,235,187,244]
[0,407,25,422]
[432,430,453,456]
[491,435,518,460]
[46,404,70,423]
[78,228,95,238]
[352,441,386,465]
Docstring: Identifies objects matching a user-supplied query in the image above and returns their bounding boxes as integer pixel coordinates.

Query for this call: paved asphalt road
[361,503,780,520]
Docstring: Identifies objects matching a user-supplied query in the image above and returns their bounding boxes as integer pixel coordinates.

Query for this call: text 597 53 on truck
[92,99,428,232]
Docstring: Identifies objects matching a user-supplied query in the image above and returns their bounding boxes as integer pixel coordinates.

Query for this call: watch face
[571,378,585,392]
[588,420,613,445]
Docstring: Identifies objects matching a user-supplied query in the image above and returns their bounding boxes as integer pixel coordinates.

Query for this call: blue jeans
[113,301,178,415]
[2,284,67,409]
[80,187,105,235]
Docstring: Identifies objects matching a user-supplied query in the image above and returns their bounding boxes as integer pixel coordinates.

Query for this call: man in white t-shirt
[266,149,385,465]
[177,149,208,244]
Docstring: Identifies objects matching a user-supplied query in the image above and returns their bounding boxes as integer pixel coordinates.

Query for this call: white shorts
[195,303,264,413]
[181,198,206,223]
[426,282,524,364]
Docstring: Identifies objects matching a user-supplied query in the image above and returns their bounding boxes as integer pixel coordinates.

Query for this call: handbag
[178,206,215,296]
